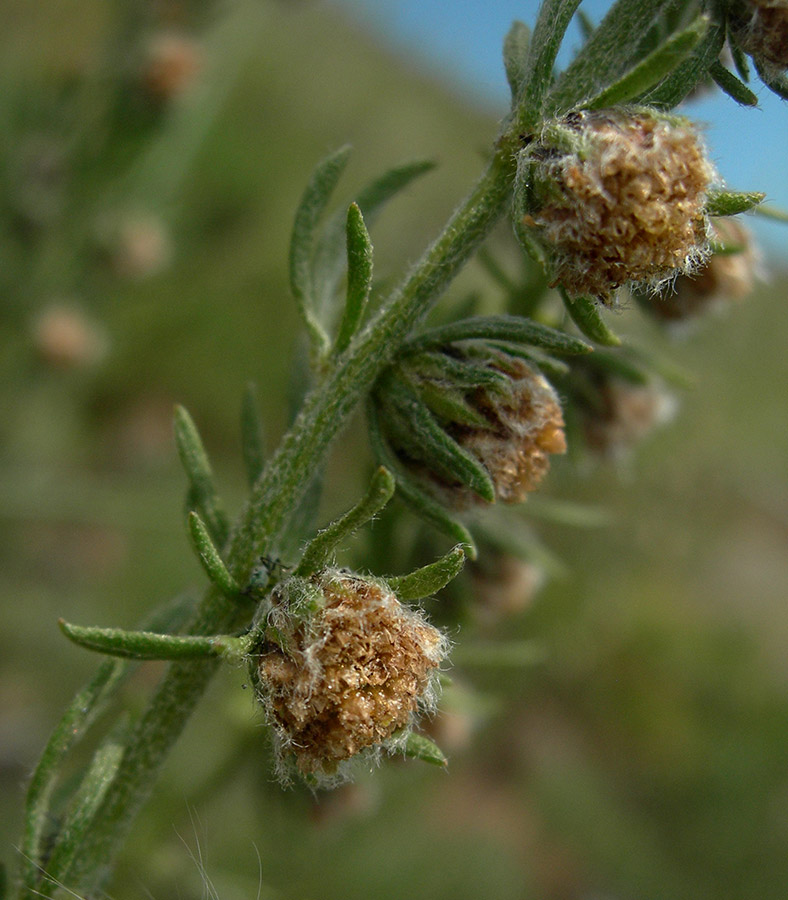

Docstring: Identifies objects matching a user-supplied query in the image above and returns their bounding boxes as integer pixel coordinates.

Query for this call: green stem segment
[53,143,518,896]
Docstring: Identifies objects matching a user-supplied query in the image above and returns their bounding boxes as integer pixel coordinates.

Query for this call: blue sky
[334,0,788,254]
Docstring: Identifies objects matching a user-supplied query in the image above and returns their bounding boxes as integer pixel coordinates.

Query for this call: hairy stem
[55,142,517,895]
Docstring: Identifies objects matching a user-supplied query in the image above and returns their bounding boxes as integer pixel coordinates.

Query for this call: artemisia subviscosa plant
[10,0,788,897]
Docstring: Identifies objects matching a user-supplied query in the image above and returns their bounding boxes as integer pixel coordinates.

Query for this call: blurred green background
[2,1,788,898]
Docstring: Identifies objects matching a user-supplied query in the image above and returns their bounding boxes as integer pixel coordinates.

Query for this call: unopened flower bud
[375,348,566,507]
[253,570,448,785]
[97,212,172,280]
[645,217,761,322]
[32,303,108,370]
[518,109,716,301]
[580,376,677,460]
[141,32,202,102]
[729,0,788,70]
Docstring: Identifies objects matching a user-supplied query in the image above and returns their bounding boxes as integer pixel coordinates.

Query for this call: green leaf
[366,400,477,558]
[19,594,194,892]
[406,315,592,357]
[402,732,447,767]
[547,0,677,113]
[240,382,266,488]
[559,289,621,347]
[294,466,395,577]
[187,511,241,598]
[709,59,759,106]
[754,59,788,101]
[313,159,436,315]
[518,0,583,128]
[334,203,373,356]
[417,382,490,429]
[577,10,595,41]
[379,376,496,503]
[289,145,351,359]
[485,341,571,380]
[705,189,765,217]
[173,405,229,549]
[644,21,724,108]
[585,15,709,109]
[43,734,125,885]
[58,620,247,661]
[503,20,531,106]
[388,545,467,601]
[408,350,513,394]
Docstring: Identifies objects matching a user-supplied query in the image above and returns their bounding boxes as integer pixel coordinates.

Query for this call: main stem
[50,141,517,895]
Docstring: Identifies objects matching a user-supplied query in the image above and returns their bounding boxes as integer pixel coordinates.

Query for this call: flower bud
[578,375,677,460]
[518,109,716,301]
[32,303,109,371]
[253,570,448,785]
[729,0,788,70]
[140,32,202,102]
[644,217,761,322]
[374,347,566,507]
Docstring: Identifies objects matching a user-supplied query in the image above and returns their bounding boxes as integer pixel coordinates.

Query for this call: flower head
[374,347,566,507]
[254,570,448,785]
[518,109,716,301]
[729,0,788,70]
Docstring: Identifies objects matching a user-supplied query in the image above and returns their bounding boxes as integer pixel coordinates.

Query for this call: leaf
[58,620,245,661]
[312,159,436,315]
[585,15,709,109]
[503,20,531,106]
[333,203,373,356]
[754,59,788,100]
[402,732,447,767]
[547,0,677,113]
[705,189,765,217]
[559,289,621,347]
[388,545,467,601]
[43,734,125,885]
[366,400,477,558]
[294,466,395,577]
[187,511,241,598]
[378,376,496,502]
[289,145,351,358]
[709,59,759,106]
[240,382,266,488]
[752,203,788,224]
[406,315,592,356]
[518,0,583,128]
[644,21,725,108]
[173,405,229,548]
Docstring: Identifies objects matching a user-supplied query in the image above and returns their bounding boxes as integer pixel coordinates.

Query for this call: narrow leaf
[755,59,788,101]
[752,203,788,224]
[560,289,621,347]
[173,405,229,548]
[406,315,593,357]
[241,382,266,488]
[313,159,436,314]
[402,732,447,767]
[366,401,477,558]
[388,545,467,601]
[503,20,531,106]
[289,145,351,357]
[518,0,582,128]
[577,10,595,41]
[705,189,765,217]
[586,16,708,109]
[548,0,676,113]
[58,620,243,661]
[334,203,373,355]
[20,594,194,893]
[709,59,759,106]
[644,21,724,108]
[187,511,240,597]
[43,736,125,885]
[417,382,490,429]
[295,466,396,577]
[381,377,496,502]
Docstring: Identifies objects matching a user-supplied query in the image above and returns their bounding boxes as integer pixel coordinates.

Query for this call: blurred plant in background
[2,1,788,899]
